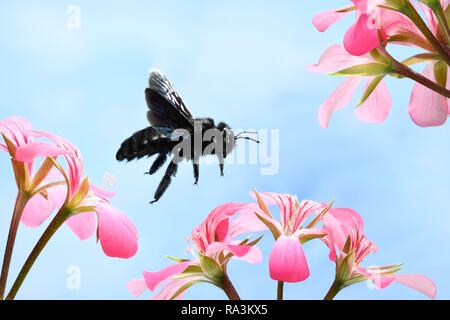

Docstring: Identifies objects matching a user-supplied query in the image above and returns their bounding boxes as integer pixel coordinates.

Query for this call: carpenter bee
[116,69,259,203]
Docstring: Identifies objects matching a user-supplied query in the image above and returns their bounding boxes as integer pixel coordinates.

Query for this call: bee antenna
[235,131,258,138]
[235,136,260,144]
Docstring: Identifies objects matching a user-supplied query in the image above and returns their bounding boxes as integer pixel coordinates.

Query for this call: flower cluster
[311,0,450,128]
[128,203,263,300]
[130,191,436,300]
[0,117,138,299]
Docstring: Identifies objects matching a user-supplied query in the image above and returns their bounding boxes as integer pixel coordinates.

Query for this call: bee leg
[193,163,199,185]
[217,155,224,176]
[145,153,167,175]
[150,161,178,204]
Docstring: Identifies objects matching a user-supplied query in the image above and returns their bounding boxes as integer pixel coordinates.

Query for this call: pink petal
[344,14,379,56]
[250,192,320,231]
[366,271,395,289]
[312,7,353,32]
[0,117,32,148]
[420,3,438,33]
[191,202,252,250]
[21,185,65,228]
[65,212,96,240]
[318,77,362,128]
[97,203,138,258]
[90,184,116,200]
[0,143,7,152]
[408,63,448,127]
[322,207,367,257]
[127,279,147,297]
[151,276,203,300]
[26,130,84,196]
[393,274,437,299]
[21,194,55,228]
[354,78,392,123]
[143,261,192,291]
[15,142,68,163]
[294,227,326,238]
[381,8,422,41]
[269,235,310,283]
[309,45,373,74]
[365,269,437,299]
[234,245,263,264]
[215,219,229,242]
[206,242,251,258]
[228,204,268,238]
[249,191,279,206]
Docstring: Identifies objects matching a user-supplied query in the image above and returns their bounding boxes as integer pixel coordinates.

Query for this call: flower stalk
[220,273,241,300]
[402,0,450,66]
[5,207,70,300]
[378,45,450,98]
[0,190,29,299]
[277,281,284,300]
[323,279,343,300]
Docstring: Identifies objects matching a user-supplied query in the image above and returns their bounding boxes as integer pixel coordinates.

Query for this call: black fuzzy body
[116,69,234,203]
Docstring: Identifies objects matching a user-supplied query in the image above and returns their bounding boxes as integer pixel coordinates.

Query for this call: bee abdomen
[116,127,169,161]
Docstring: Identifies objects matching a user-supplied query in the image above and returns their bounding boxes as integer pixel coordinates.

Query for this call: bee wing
[146,69,194,132]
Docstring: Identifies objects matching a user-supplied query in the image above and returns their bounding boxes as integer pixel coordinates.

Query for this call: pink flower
[310,45,392,128]
[313,0,420,55]
[313,0,385,55]
[0,117,68,226]
[313,1,450,128]
[323,207,437,299]
[251,192,328,283]
[408,62,449,127]
[128,203,262,300]
[14,129,138,258]
[406,4,450,127]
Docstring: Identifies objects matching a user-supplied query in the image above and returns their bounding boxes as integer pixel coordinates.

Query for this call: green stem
[403,1,450,66]
[5,209,67,300]
[277,281,284,300]
[323,279,343,300]
[432,1,450,46]
[378,45,450,98]
[220,273,240,300]
[0,191,29,299]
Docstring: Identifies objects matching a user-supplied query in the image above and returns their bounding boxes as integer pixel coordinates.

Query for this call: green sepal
[198,253,224,285]
[342,273,368,288]
[29,157,55,192]
[357,76,384,107]
[434,60,448,88]
[306,200,334,229]
[342,236,352,254]
[71,205,96,215]
[333,63,390,77]
[254,190,273,218]
[166,255,191,263]
[336,6,356,13]
[337,251,356,282]
[367,263,403,275]
[418,0,440,9]
[68,177,90,210]
[300,232,326,245]
[380,0,409,11]
[255,211,281,240]
[170,279,211,300]
[402,53,439,66]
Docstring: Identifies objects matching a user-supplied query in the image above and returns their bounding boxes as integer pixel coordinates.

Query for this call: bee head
[199,118,215,131]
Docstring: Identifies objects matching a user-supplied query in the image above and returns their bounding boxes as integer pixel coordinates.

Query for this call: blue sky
[0,0,449,300]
